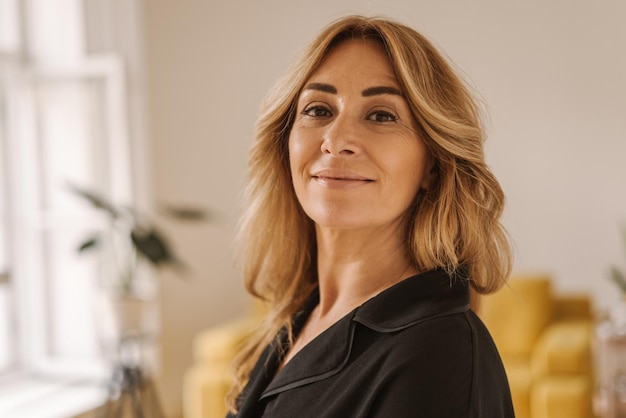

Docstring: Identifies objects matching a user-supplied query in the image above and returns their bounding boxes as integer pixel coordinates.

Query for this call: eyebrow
[303,83,403,97]
[362,86,403,97]
[304,83,337,94]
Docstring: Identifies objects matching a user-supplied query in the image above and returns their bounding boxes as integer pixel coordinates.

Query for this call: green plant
[610,223,626,294]
[69,183,208,296]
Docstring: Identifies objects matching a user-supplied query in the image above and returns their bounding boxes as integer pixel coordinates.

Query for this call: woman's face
[288,39,433,231]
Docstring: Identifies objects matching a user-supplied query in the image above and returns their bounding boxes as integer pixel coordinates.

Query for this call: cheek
[288,134,301,180]
[288,132,309,197]
[288,130,317,176]
[383,143,430,192]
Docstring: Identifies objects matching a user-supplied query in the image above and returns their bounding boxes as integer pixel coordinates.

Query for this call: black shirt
[228,269,515,417]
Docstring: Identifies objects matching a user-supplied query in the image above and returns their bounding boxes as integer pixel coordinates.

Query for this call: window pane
[0,85,8,273]
[45,228,100,359]
[27,0,84,63]
[0,0,136,380]
[0,0,20,53]
[36,78,107,208]
[0,74,14,373]
[33,75,118,362]
[0,285,14,371]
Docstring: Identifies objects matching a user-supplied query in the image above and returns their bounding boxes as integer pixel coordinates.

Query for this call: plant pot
[113,295,149,336]
[595,299,626,417]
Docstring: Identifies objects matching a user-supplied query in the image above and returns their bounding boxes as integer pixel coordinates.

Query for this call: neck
[313,223,418,318]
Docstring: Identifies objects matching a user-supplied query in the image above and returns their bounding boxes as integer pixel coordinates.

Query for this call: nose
[320,114,360,156]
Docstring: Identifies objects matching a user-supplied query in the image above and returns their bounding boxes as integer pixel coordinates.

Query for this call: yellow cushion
[478,275,594,418]
[553,296,592,321]
[531,376,593,418]
[502,358,532,418]
[192,318,256,364]
[531,321,592,377]
[184,365,232,418]
[480,276,553,356]
[185,318,259,418]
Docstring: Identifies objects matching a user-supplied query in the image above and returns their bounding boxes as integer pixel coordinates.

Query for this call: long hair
[227,15,512,411]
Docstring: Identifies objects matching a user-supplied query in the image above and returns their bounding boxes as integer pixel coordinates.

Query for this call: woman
[227,15,514,418]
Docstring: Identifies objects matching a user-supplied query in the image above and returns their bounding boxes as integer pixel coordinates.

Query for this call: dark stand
[99,334,163,418]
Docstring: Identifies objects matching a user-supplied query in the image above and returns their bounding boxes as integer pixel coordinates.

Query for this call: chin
[305,210,361,230]
[310,212,380,231]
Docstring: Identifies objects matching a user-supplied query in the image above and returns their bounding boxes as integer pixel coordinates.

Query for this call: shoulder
[355,311,512,417]
[384,310,510,393]
[354,313,472,417]
[392,313,475,392]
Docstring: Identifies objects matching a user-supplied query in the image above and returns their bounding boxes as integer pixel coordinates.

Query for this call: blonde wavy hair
[227,15,512,412]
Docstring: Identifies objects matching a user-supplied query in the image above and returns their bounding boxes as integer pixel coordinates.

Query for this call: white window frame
[8,56,133,378]
[0,61,17,376]
[0,0,148,415]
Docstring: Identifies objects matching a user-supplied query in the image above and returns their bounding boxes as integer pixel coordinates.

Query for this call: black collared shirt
[229,269,515,417]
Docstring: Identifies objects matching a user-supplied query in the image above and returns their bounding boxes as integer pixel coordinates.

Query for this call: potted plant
[609,225,626,333]
[69,183,207,334]
[610,225,626,297]
[594,223,626,416]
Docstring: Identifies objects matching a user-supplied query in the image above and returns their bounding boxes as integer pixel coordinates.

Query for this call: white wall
[141,0,626,415]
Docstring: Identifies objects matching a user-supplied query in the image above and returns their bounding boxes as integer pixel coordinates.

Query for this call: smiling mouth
[313,175,373,182]
[310,168,373,181]
[311,174,373,189]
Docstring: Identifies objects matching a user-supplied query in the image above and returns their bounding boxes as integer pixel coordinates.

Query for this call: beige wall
[141,0,626,415]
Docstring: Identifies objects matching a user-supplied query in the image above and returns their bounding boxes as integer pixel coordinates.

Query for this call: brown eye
[367,110,397,123]
[303,105,332,118]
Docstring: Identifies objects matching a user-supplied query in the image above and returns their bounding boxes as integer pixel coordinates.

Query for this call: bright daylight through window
[0,0,19,377]
[0,0,140,415]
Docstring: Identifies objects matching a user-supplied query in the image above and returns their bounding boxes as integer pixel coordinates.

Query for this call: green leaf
[610,266,626,293]
[68,183,120,219]
[159,204,209,221]
[78,236,100,253]
[131,227,177,265]
[621,224,626,258]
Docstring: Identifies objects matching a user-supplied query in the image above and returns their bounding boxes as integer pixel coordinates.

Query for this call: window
[0,0,21,376]
[0,0,143,392]
[0,81,14,374]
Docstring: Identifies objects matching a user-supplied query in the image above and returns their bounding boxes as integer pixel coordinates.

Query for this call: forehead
[306,38,400,87]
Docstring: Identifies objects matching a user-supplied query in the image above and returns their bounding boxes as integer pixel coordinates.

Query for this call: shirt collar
[255,268,470,402]
[353,268,471,332]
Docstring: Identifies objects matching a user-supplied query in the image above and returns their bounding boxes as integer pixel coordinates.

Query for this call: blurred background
[0,0,624,417]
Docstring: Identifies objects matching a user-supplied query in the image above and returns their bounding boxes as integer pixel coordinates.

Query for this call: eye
[367,110,398,123]
[302,105,332,118]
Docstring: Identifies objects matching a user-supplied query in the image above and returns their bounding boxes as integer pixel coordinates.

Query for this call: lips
[310,168,373,188]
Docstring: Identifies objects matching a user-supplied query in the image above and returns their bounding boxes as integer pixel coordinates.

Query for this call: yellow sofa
[183,317,257,418]
[479,275,594,418]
